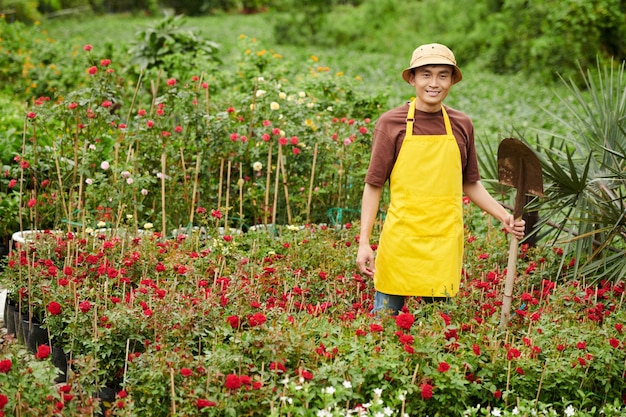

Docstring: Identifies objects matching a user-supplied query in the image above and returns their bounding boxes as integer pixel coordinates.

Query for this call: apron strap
[405,99,453,136]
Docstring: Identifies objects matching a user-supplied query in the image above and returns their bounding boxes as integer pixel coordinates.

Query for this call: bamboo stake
[170,368,176,415]
[278,151,292,224]
[239,162,244,226]
[264,141,273,225]
[217,158,224,211]
[189,152,202,225]
[272,145,282,225]
[306,143,319,223]
[161,152,167,237]
[225,160,232,231]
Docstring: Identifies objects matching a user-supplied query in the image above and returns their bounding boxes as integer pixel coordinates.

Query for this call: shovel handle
[499,232,519,330]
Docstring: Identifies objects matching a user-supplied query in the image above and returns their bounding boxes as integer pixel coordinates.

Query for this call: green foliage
[0,0,41,22]
[127,14,222,79]
[481,0,626,82]
[530,60,626,282]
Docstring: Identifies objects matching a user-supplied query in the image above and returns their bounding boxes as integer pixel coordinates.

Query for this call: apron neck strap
[406,99,453,136]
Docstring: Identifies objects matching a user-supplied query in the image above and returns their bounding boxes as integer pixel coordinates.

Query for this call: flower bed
[1,211,625,416]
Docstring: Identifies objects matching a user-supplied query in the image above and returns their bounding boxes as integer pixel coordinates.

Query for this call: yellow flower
[279,92,287,99]
[239,34,246,38]
[310,55,319,62]
[144,222,154,230]
[336,71,344,77]
[257,49,267,56]
[270,102,280,110]
[355,75,362,81]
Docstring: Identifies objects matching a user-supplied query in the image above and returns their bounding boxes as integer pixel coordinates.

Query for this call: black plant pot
[12,308,27,343]
[4,301,16,335]
[26,319,50,353]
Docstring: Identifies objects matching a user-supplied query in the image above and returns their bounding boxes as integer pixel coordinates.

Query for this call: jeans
[372,291,449,315]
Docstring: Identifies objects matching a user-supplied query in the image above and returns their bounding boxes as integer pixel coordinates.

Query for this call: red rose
[248,312,266,327]
[226,315,240,329]
[395,312,415,330]
[0,393,8,409]
[437,361,450,373]
[197,399,216,409]
[0,359,12,373]
[79,300,92,313]
[47,301,62,316]
[225,374,241,390]
[180,368,193,377]
[35,344,51,360]
[420,383,433,400]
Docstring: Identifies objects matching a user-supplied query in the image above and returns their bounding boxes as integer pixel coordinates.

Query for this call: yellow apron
[374,100,463,297]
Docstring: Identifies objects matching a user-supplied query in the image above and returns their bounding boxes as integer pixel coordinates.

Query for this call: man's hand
[503,214,526,240]
[357,243,375,277]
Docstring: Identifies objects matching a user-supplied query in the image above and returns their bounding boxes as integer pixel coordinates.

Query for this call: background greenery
[0,0,624,281]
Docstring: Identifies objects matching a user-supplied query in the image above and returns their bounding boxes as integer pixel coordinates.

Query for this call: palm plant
[531,60,626,282]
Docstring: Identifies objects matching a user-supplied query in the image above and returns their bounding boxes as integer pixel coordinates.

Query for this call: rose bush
[1,203,625,416]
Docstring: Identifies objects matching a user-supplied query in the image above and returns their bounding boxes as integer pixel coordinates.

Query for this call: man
[356,43,526,314]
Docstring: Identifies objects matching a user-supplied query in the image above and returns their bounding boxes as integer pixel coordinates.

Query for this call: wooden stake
[278,151,292,224]
[239,162,244,226]
[190,152,201,224]
[264,141,273,225]
[272,145,282,225]
[225,160,232,231]
[306,143,319,223]
[218,158,224,211]
[170,367,176,415]
[161,152,167,237]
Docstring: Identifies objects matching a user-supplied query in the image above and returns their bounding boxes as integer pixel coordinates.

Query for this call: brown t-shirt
[364,102,481,187]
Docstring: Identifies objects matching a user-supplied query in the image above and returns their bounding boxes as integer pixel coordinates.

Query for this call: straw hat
[401,43,463,84]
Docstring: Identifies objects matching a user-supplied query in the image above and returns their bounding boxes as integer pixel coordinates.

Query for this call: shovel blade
[497,138,544,197]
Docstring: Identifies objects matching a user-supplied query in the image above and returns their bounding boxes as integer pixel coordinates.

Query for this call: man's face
[409,65,454,112]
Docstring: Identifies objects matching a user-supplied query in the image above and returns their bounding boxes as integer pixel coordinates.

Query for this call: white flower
[316,410,332,417]
[85,178,93,185]
[270,102,280,110]
[97,221,106,228]
[141,189,148,195]
[250,103,256,110]
[322,386,336,395]
[85,227,94,234]
[144,222,153,230]
[307,102,315,108]
[373,388,383,397]
[374,413,384,417]
[491,408,502,417]
[256,89,266,98]
[383,407,394,416]
[126,177,133,185]
[100,161,110,170]
[126,214,133,219]
[279,92,287,99]
[398,391,406,401]
[257,77,265,82]
[298,91,306,98]
[327,106,333,111]
[253,161,263,171]
[564,405,576,417]
[88,144,97,150]
[280,376,289,385]
[511,407,520,415]
[342,380,352,389]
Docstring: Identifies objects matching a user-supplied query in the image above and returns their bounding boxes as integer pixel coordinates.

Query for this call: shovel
[497,138,544,330]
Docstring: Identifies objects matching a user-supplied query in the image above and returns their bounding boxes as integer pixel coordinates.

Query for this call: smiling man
[356,43,526,315]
